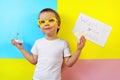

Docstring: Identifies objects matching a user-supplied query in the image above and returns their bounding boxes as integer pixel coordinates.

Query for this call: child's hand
[77,36,86,51]
[11,39,24,50]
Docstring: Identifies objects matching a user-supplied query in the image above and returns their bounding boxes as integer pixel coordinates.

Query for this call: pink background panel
[62,60,120,80]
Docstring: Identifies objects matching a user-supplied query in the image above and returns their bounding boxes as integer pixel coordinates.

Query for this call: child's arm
[63,36,86,67]
[11,40,38,65]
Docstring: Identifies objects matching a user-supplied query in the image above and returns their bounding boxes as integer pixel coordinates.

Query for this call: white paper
[73,13,112,47]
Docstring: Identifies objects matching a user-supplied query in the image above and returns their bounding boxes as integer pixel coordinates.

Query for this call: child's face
[38,11,60,35]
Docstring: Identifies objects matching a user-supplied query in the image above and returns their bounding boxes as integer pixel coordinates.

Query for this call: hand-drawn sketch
[73,13,112,47]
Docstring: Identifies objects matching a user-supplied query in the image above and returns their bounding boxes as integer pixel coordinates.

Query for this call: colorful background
[0,0,120,80]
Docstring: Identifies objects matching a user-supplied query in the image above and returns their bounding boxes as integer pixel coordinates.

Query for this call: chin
[43,31,52,35]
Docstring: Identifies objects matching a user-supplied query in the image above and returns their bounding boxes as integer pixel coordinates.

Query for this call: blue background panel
[0,0,57,58]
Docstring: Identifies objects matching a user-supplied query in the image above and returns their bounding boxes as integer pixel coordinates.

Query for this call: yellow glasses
[38,17,58,28]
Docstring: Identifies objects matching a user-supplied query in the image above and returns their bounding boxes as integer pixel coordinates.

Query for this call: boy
[11,8,86,80]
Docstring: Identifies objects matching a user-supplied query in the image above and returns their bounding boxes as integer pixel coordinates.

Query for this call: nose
[44,23,50,26]
[44,21,50,26]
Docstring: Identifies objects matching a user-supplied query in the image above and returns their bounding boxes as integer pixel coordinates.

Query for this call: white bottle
[15,33,23,45]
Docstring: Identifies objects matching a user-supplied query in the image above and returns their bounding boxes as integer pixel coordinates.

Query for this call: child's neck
[45,34,58,40]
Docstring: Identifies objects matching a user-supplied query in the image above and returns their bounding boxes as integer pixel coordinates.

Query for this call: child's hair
[38,8,61,33]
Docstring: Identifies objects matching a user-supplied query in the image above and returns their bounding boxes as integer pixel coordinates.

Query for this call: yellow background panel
[0,59,35,80]
[57,0,120,59]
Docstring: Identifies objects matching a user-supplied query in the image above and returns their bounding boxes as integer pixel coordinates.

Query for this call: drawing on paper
[73,13,112,47]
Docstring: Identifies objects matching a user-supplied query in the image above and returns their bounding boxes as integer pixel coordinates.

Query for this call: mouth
[43,26,53,30]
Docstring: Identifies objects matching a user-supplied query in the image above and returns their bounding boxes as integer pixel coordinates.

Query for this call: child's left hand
[77,36,86,51]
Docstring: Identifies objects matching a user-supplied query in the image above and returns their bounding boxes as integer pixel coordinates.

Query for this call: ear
[57,25,60,29]
[58,23,60,26]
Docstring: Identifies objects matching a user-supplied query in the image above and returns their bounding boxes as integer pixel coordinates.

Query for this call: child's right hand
[11,39,24,50]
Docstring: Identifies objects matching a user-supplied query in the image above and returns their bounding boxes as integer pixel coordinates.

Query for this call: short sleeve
[63,41,71,57]
[31,40,38,55]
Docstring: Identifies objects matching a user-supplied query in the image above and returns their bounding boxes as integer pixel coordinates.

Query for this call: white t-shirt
[31,38,71,80]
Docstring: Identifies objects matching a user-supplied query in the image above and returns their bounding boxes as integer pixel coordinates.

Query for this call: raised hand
[77,36,86,50]
[11,39,24,50]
